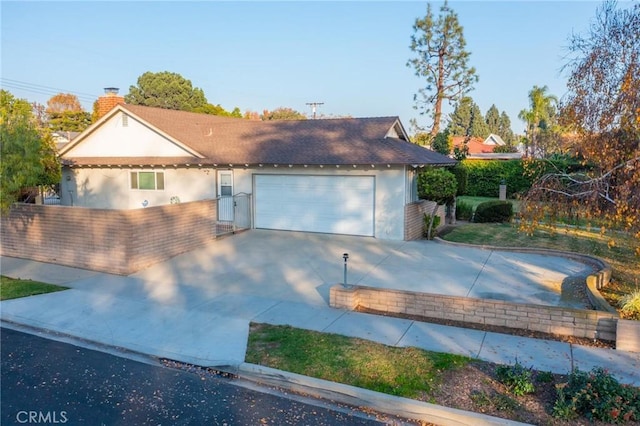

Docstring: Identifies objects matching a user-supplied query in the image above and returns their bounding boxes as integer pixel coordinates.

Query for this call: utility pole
[306,102,324,119]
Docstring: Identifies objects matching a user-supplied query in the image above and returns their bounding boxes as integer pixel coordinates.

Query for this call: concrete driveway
[1,229,603,369]
[59,229,593,309]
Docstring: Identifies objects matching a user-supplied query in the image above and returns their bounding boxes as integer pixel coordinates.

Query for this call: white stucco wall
[63,112,194,158]
[61,167,216,209]
[60,165,409,240]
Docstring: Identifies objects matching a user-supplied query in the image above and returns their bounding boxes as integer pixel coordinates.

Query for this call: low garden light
[343,253,349,287]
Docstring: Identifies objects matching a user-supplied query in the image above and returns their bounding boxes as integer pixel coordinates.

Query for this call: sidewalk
[2,256,639,387]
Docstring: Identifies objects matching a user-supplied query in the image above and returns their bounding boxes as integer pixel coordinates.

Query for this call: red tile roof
[451,136,496,154]
[62,105,456,167]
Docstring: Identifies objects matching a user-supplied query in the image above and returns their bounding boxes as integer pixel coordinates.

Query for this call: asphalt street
[0,328,414,426]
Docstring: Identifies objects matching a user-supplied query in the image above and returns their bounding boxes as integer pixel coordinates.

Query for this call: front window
[131,171,164,190]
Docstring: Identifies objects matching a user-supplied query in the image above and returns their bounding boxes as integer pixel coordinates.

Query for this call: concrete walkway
[2,230,639,386]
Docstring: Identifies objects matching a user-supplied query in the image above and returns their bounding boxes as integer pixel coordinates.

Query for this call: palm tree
[519,85,557,157]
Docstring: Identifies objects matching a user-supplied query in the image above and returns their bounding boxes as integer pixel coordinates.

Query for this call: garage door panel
[254,175,374,236]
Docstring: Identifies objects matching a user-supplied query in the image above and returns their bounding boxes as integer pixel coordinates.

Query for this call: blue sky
[2,1,604,134]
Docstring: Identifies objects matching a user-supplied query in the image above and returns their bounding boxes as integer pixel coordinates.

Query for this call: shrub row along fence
[458,158,592,198]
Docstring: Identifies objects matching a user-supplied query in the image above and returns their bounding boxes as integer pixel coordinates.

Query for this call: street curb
[236,363,530,426]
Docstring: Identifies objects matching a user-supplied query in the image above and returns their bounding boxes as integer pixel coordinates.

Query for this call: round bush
[474,200,514,223]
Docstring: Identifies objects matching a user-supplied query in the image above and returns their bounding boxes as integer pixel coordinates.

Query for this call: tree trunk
[430,51,446,138]
[427,203,439,240]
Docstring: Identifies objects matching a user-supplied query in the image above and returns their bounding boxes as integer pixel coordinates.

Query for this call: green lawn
[0,276,68,300]
[246,323,470,398]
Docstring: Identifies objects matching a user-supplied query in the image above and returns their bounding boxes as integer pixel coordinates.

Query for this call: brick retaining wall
[330,284,619,342]
[1,200,217,275]
[404,200,446,241]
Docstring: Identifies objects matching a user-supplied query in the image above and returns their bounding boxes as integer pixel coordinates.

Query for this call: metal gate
[216,192,252,235]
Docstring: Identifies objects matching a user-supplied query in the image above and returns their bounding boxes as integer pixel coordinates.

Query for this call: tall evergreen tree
[448,96,487,138]
[470,103,489,138]
[407,0,477,137]
[447,97,473,136]
[485,105,500,135]
[498,111,515,145]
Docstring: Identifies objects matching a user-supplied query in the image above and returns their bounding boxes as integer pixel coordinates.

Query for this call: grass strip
[246,323,470,398]
[1,276,69,301]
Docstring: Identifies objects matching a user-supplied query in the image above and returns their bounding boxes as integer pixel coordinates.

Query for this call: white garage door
[254,175,374,236]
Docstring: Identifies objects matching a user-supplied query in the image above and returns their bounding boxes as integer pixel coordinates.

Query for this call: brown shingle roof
[62,104,456,167]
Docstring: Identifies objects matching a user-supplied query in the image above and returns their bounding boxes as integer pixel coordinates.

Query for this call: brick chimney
[96,87,125,118]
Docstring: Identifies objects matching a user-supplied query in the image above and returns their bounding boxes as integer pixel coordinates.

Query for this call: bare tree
[520,1,639,254]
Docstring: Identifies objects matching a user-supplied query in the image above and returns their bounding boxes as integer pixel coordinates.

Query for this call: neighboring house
[452,134,522,160]
[452,136,493,155]
[58,103,455,240]
[52,131,81,152]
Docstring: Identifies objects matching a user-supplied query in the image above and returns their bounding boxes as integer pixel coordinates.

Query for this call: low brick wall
[330,284,619,342]
[617,320,640,353]
[404,200,445,241]
[1,200,217,275]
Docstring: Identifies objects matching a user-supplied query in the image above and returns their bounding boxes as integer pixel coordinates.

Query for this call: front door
[217,170,234,221]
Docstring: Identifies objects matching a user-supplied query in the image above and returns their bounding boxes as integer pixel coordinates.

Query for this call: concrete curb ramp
[238,363,529,426]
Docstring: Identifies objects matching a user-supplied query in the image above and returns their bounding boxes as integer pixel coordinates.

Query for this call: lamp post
[343,253,349,287]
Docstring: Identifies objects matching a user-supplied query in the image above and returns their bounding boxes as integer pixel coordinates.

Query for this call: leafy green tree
[520,1,640,256]
[45,93,91,132]
[0,90,60,212]
[417,167,457,239]
[485,105,500,135]
[431,129,452,155]
[194,103,242,118]
[261,107,307,121]
[412,132,432,146]
[125,71,208,111]
[407,0,478,137]
[518,85,558,157]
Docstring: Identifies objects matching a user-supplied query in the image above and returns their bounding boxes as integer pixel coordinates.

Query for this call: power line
[306,102,324,119]
[0,78,100,103]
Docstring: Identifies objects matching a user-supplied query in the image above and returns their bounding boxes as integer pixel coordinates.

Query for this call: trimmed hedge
[474,200,514,223]
[450,164,468,196]
[462,160,529,198]
[461,157,591,198]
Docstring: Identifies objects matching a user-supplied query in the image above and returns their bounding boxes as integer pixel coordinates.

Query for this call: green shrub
[474,200,514,223]
[455,200,473,221]
[496,361,535,396]
[620,290,640,320]
[417,168,458,204]
[553,367,640,423]
[423,213,441,239]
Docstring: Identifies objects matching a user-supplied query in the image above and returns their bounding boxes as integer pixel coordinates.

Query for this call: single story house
[58,103,455,240]
[451,134,522,160]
